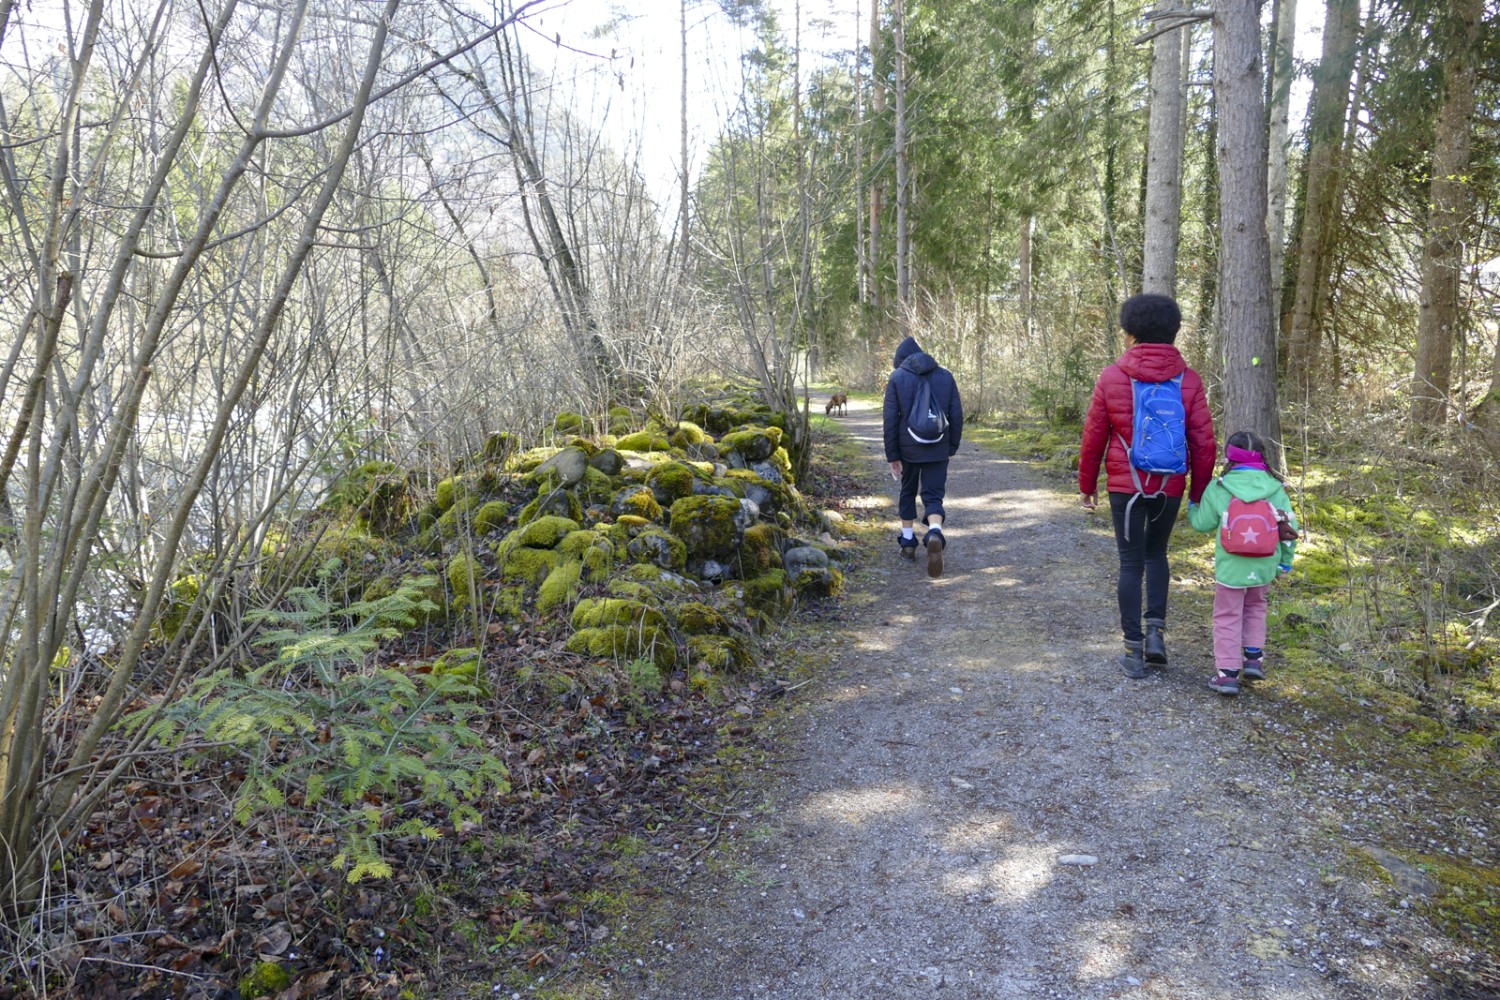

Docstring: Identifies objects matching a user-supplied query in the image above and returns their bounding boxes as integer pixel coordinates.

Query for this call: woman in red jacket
[1078,294,1217,680]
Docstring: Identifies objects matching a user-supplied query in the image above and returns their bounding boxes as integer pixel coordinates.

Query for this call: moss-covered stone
[740,522,785,575]
[606,405,636,436]
[611,487,663,522]
[605,580,653,601]
[625,528,687,571]
[606,515,652,548]
[436,494,481,539]
[668,494,742,559]
[725,468,794,515]
[238,961,292,999]
[446,551,482,608]
[719,426,781,462]
[538,559,584,614]
[571,596,669,633]
[428,646,486,694]
[687,633,752,673]
[560,529,615,583]
[474,501,510,535]
[742,569,791,617]
[501,546,562,587]
[673,601,730,635]
[553,411,585,435]
[578,466,616,503]
[504,514,580,550]
[647,462,698,505]
[793,566,844,599]
[616,430,670,452]
[491,584,528,619]
[479,431,518,463]
[617,562,696,592]
[519,490,584,525]
[566,625,676,669]
[434,476,473,514]
[589,449,624,476]
[669,422,711,449]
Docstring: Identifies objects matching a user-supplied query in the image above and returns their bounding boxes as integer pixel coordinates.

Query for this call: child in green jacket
[1187,431,1298,695]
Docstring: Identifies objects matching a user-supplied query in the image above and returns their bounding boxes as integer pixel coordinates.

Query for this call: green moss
[428,647,486,694]
[156,573,204,641]
[605,580,652,601]
[606,515,652,548]
[668,495,742,558]
[436,494,480,539]
[669,422,711,449]
[579,466,617,503]
[238,961,292,999]
[616,430,670,452]
[742,569,791,617]
[1405,853,1500,953]
[719,427,780,462]
[479,431,518,463]
[501,546,562,587]
[474,501,510,535]
[571,597,668,634]
[566,624,676,669]
[518,490,584,525]
[647,462,698,504]
[503,515,580,550]
[434,476,471,514]
[740,523,785,574]
[793,566,843,598]
[553,411,585,435]
[446,551,481,608]
[612,487,663,522]
[687,634,752,673]
[538,559,584,614]
[491,584,528,619]
[625,528,687,571]
[673,601,729,635]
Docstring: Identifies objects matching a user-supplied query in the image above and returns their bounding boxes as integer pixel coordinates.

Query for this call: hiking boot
[924,527,945,578]
[897,532,918,560]
[1120,642,1147,680]
[1207,668,1241,696]
[1241,656,1266,682]
[1143,619,1168,666]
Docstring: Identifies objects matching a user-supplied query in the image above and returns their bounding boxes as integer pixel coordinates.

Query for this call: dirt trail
[601,395,1452,999]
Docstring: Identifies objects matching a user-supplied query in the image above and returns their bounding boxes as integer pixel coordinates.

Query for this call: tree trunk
[1411,0,1484,426]
[1141,5,1186,295]
[854,0,866,307]
[868,0,884,323]
[1265,0,1297,331]
[1284,0,1359,389]
[1213,0,1282,465]
[679,0,691,274]
[893,0,911,332]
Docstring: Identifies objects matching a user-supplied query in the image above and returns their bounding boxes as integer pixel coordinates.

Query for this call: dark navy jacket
[883,336,963,464]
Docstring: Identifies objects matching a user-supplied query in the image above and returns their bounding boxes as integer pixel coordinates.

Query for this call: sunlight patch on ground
[939,814,1016,851]
[843,493,891,511]
[940,843,1055,903]
[1070,919,1133,980]
[799,784,923,826]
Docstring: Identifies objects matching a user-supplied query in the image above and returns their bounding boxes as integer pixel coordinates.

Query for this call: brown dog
[825,393,848,417]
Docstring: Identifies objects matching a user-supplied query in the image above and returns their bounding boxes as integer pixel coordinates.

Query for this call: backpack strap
[1114,431,1167,543]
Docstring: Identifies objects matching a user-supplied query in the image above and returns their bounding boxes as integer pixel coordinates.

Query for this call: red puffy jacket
[1078,343,1216,503]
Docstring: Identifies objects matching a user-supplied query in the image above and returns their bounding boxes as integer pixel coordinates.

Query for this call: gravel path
[600,394,1454,1000]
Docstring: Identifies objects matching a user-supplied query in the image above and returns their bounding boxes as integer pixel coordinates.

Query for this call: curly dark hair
[1119,293,1181,344]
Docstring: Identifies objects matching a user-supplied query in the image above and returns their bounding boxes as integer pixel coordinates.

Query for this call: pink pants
[1213,583,1269,673]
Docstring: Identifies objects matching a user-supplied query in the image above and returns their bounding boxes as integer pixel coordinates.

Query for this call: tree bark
[1213,0,1282,465]
[893,0,911,332]
[1265,0,1297,330]
[1411,0,1484,426]
[868,0,884,322]
[1141,5,1186,295]
[1284,0,1359,389]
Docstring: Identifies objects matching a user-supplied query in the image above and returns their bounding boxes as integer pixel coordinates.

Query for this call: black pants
[898,460,948,524]
[1109,491,1182,645]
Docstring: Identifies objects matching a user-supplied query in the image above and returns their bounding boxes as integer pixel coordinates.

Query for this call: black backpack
[906,375,948,444]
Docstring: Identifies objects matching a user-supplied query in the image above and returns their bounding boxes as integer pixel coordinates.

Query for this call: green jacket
[1187,467,1298,588]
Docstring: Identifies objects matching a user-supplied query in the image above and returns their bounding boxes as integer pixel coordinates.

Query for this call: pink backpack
[1219,494,1280,557]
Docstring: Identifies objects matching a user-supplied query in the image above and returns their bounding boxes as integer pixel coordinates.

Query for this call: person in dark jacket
[1078,294,1216,678]
[884,336,963,578]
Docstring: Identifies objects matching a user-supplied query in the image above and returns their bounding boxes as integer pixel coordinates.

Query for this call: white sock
[929,523,943,532]
[901,528,914,540]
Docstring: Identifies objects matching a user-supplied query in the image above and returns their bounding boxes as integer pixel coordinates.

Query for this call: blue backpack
[1115,375,1187,538]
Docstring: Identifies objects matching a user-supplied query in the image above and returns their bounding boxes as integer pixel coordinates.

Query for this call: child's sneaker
[897,532,918,560]
[1240,657,1266,682]
[924,527,945,578]
[1207,668,1241,696]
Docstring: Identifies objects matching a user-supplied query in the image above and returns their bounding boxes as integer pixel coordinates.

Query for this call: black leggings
[1109,491,1182,645]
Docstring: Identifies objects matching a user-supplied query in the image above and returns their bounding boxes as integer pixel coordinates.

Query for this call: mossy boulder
[479,431,518,463]
[538,559,584,614]
[566,625,677,669]
[669,422,711,449]
[560,529,615,583]
[668,495,744,559]
[647,462,698,505]
[436,495,481,539]
[616,430,670,452]
[719,426,782,463]
[605,514,652,548]
[611,487,663,522]
[793,565,843,599]
[725,469,795,516]
[742,569,792,617]
[552,411,585,436]
[327,461,411,536]
[616,562,697,593]
[533,446,590,487]
[505,515,581,549]
[434,476,476,514]
[783,545,829,578]
[519,490,584,525]
[589,449,624,476]
[672,601,730,635]
[625,528,687,571]
[572,596,669,633]
[474,501,511,535]
[578,466,616,503]
[238,961,292,999]
[740,522,785,575]
[446,551,482,608]
[686,634,753,673]
[428,647,486,694]
[606,405,636,436]
[501,546,562,587]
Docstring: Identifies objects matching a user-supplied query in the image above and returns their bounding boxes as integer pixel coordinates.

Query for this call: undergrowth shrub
[137,578,509,883]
